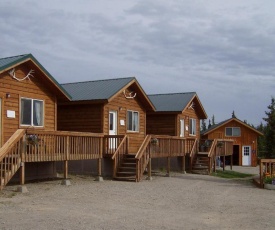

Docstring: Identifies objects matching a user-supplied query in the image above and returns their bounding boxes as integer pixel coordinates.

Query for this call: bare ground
[0,171,274,230]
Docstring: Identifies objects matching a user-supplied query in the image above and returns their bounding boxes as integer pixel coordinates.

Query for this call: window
[225,127,240,136]
[189,118,196,135]
[180,119,184,137]
[127,110,139,132]
[21,98,44,127]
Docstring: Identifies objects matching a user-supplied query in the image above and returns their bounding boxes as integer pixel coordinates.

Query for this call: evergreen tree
[232,110,236,118]
[208,119,211,129]
[201,119,207,131]
[263,97,275,158]
[257,122,266,158]
[211,115,216,125]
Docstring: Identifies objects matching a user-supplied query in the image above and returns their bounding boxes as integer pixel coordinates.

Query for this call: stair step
[113,176,136,181]
[118,167,136,172]
[117,171,136,176]
[192,170,209,175]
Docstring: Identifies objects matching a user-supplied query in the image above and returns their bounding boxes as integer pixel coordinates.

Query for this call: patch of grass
[211,170,254,179]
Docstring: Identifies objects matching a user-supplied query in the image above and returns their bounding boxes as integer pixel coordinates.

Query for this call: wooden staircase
[191,152,209,175]
[114,154,137,181]
[1,156,21,189]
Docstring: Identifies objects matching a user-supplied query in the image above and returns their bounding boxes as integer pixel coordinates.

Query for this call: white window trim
[127,110,139,132]
[20,97,44,127]
[225,127,241,137]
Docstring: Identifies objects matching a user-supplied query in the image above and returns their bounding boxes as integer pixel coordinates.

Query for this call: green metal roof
[61,77,136,101]
[0,54,71,100]
[148,92,196,112]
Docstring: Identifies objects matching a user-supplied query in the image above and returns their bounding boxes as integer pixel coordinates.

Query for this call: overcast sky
[1,0,274,126]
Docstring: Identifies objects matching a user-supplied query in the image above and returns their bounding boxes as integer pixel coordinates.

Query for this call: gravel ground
[0,169,274,230]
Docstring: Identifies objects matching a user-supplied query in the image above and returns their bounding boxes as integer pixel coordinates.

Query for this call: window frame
[189,118,196,136]
[127,110,139,132]
[225,127,241,137]
[20,97,44,127]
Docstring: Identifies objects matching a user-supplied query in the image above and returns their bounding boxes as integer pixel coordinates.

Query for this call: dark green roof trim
[0,54,71,100]
[61,77,136,101]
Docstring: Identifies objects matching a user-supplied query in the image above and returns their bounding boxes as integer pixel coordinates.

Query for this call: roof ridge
[148,92,196,96]
[61,76,136,85]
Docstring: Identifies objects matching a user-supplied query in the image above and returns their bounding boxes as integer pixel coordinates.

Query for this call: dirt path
[0,172,274,230]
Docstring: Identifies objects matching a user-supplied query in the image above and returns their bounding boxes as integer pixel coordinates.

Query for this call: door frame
[242,145,251,166]
[109,110,117,135]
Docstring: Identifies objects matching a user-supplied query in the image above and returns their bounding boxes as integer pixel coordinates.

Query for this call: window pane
[21,99,32,125]
[193,119,196,135]
[233,127,240,136]
[127,111,132,130]
[33,100,43,126]
[226,128,232,136]
[189,118,196,135]
[133,112,138,131]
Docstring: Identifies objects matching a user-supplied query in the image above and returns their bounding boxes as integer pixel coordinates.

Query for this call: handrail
[111,135,128,178]
[112,135,128,160]
[208,139,218,157]
[0,129,25,189]
[135,135,152,160]
[27,129,104,137]
[189,138,198,158]
[0,129,25,161]
[135,135,152,182]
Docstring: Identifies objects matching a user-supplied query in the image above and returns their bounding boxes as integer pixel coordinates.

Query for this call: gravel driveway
[0,171,274,230]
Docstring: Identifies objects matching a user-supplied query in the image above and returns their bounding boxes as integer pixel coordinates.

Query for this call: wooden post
[20,162,25,185]
[223,155,225,171]
[259,160,263,188]
[213,157,216,173]
[147,158,152,180]
[230,154,233,170]
[64,160,68,179]
[182,156,186,173]
[20,135,26,185]
[166,157,170,177]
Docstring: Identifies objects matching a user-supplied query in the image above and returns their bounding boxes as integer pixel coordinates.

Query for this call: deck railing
[0,129,25,189]
[112,135,128,178]
[259,159,275,188]
[103,135,126,157]
[26,130,104,162]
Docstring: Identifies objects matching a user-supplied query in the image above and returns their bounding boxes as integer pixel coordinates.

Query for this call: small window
[225,127,240,136]
[21,98,44,127]
[127,110,139,132]
[189,118,196,135]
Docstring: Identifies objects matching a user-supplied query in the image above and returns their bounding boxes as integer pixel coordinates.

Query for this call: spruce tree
[263,97,275,158]
[201,119,207,131]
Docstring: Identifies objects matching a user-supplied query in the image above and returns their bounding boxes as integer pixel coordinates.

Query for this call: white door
[242,146,251,166]
[180,119,184,137]
[109,111,117,149]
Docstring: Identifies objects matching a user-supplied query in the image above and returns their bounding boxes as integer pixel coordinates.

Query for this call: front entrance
[242,146,251,166]
[109,111,117,149]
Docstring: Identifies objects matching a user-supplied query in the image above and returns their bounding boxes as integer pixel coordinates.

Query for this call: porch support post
[146,158,152,180]
[166,157,170,177]
[64,160,68,179]
[223,155,225,171]
[182,156,186,174]
[230,154,233,170]
[17,135,28,193]
[96,138,104,182]
[213,157,216,173]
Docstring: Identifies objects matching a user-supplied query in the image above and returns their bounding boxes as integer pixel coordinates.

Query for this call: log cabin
[201,116,263,167]
[147,92,207,138]
[58,77,155,153]
[146,92,209,172]
[0,54,74,183]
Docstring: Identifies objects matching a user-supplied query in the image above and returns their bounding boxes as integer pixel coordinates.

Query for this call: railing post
[64,136,69,179]
[20,134,26,185]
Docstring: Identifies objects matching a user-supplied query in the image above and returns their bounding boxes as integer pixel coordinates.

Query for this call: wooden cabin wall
[104,88,146,153]
[201,120,259,166]
[0,64,57,145]
[57,104,103,133]
[146,114,176,136]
